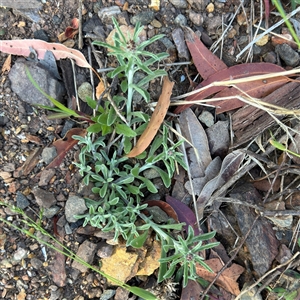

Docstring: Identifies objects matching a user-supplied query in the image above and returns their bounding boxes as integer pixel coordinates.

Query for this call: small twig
[77,0,83,49]
[70,58,80,111]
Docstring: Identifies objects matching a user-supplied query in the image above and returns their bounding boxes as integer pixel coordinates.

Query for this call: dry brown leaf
[96,80,106,99]
[126,77,174,157]
[46,128,87,169]
[1,54,11,73]
[196,258,244,296]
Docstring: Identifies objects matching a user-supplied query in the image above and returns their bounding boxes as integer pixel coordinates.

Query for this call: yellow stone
[206,3,214,13]
[255,34,269,46]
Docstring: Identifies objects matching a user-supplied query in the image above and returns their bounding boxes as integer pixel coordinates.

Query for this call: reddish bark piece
[144,200,179,222]
[0,39,91,69]
[174,62,287,114]
[184,27,227,80]
[166,195,199,235]
[46,128,87,169]
[126,77,174,157]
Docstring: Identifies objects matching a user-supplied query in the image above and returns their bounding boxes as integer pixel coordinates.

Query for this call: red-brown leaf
[184,27,227,80]
[46,128,87,169]
[144,200,179,222]
[174,63,287,114]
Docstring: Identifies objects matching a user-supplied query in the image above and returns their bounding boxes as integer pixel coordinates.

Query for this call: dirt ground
[1,0,300,299]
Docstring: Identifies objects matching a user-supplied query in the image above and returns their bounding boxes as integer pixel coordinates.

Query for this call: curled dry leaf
[126,77,174,157]
[1,54,11,73]
[0,39,91,69]
[46,128,87,169]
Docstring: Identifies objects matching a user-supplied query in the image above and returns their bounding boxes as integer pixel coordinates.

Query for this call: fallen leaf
[184,27,227,80]
[196,258,244,296]
[46,128,87,169]
[58,18,80,42]
[166,195,199,235]
[175,62,288,114]
[181,280,203,300]
[96,80,106,99]
[126,77,173,157]
[1,54,11,73]
[197,150,245,219]
[178,108,211,178]
[175,28,289,114]
[0,39,91,69]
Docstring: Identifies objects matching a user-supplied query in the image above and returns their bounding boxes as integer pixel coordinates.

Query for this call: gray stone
[30,257,43,269]
[276,44,300,67]
[169,0,188,8]
[38,168,56,186]
[189,10,204,26]
[71,240,98,272]
[98,6,121,24]
[43,206,60,218]
[65,195,87,223]
[16,191,30,209]
[78,82,93,103]
[97,241,114,258]
[146,206,169,223]
[130,11,155,25]
[172,28,190,60]
[206,121,229,158]
[42,147,57,164]
[174,14,187,27]
[8,58,65,107]
[100,290,116,300]
[32,186,57,209]
[198,110,214,127]
[13,248,27,262]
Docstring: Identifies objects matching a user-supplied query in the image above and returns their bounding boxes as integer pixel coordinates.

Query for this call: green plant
[93,17,169,121]
[0,202,158,300]
[25,17,219,289]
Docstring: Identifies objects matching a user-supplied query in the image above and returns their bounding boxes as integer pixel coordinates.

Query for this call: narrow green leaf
[130,84,150,102]
[116,123,137,137]
[129,230,148,248]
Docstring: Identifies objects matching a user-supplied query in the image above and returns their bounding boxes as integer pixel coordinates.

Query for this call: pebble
[31,186,57,209]
[263,51,277,64]
[38,169,56,186]
[97,241,114,258]
[71,240,98,272]
[41,147,57,165]
[30,257,43,269]
[206,3,214,13]
[174,14,187,26]
[146,206,169,223]
[130,11,155,25]
[8,58,65,107]
[255,34,269,46]
[43,206,60,218]
[205,15,222,36]
[78,82,93,103]
[16,191,30,209]
[33,29,49,42]
[169,0,188,8]
[172,28,191,60]
[198,110,214,127]
[189,10,204,26]
[275,43,300,67]
[100,290,116,300]
[13,247,27,262]
[65,195,87,223]
[98,6,121,24]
